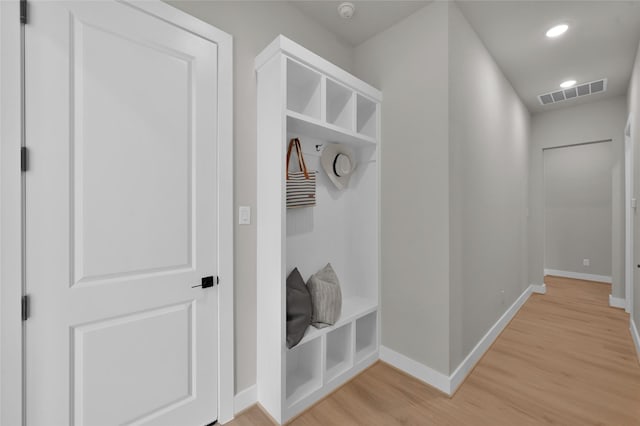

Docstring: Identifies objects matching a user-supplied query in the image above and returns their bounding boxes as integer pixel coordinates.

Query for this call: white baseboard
[449,285,533,393]
[544,269,612,284]
[631,319,640,364]
[381,285,535,396]
[234,385,257,416]
[531,283,546,294]
[380,346,451,394]
[609,295,626,309]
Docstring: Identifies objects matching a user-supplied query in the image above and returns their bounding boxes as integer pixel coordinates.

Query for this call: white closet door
[24,2,219,425]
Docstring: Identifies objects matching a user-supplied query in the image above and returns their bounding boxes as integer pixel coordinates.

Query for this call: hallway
[234,276,640,425]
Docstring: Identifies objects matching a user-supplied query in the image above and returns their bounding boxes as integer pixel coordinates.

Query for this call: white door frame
[626,114,634,315]
[0,1,235,424]
[0,2,25,425]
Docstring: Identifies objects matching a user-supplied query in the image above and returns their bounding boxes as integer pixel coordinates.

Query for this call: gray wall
[543,142,614,278]
[448,3,530,371]
[353,2,531,375]
[630,39,640,329]
[167,1,355,394]
[530,96,627,298]
[354,1,451,375]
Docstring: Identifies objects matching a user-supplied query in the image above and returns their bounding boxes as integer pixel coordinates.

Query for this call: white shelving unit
[256,35,382,424]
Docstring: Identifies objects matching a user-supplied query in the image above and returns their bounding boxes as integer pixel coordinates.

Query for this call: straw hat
[320,143,356,190]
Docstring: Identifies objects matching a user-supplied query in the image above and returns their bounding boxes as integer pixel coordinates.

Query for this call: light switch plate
[239,206,251,225]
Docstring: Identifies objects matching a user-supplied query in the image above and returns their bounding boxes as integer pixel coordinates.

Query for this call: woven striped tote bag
[286,138,316,208]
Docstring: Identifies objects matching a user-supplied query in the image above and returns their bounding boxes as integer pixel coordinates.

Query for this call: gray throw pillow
[286,268,312,349]
[308,263,342,329]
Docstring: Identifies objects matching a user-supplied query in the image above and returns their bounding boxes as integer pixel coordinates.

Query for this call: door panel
[74,302,194,425]
[73,15,194,284]
[25,2,218,425]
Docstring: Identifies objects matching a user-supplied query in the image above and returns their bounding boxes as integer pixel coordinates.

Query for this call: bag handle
[286,139,302,179]
[286,138,310,180]
[293,139,304,174]
[295,139,310,177]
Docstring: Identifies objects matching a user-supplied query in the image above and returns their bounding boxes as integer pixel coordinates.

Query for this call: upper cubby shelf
[287,60,322,120]
[326,78,354,131]
[256,35,382,102]
[284,58,378,147]
[357,95,377,139]
[257,36,381,146]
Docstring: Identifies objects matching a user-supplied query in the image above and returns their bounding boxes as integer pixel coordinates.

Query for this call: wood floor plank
[231,276,640,425]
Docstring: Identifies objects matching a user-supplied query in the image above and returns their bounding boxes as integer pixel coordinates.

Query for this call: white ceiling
[289,1,431,47]
[457,1,640,113]
[291,1,640,114]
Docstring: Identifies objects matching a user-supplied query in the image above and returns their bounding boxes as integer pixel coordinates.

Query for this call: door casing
[625,114,634,315]
[0,1,234,424]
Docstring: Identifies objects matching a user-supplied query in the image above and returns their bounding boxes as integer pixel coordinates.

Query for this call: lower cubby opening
[325,323,353,382]
[286,337,322,404]
[355,311,377,362]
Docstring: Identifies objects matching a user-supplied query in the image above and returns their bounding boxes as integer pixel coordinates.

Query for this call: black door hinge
[21,147,28,172]
[22,295,30,321]
[20,0,27,25]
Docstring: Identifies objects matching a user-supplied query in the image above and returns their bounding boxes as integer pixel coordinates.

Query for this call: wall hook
[315,144,323,152]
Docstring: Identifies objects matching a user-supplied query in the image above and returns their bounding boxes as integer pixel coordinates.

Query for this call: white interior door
[25,2,219,425]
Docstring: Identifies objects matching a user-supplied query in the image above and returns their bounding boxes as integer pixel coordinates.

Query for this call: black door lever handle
[192,276,217,288]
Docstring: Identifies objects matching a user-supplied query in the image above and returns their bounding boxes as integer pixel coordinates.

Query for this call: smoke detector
[338,2,355,19]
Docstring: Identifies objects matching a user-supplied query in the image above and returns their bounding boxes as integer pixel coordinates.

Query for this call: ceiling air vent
[538,78,607,106]
[590,79,605,93]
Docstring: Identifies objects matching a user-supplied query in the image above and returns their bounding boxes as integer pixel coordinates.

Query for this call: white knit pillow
[307,263,342,329]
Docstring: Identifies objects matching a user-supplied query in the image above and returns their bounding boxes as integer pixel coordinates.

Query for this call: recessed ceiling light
[546,24,569,38]
[560,80,577,88]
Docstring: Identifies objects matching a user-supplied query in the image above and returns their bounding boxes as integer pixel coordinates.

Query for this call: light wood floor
[231,276,640,425]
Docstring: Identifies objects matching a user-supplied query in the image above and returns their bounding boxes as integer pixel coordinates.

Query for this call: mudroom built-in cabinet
[255,36,382,424]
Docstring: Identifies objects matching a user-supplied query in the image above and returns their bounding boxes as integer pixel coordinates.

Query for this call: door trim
[0,2,25,425]
[626,114,634,316]
[0,1,235,424]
